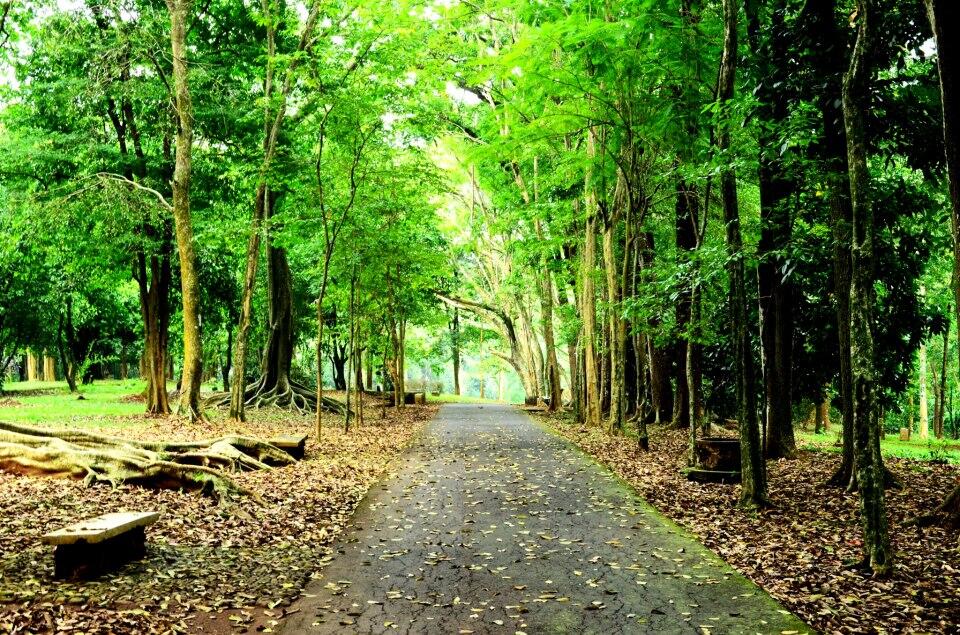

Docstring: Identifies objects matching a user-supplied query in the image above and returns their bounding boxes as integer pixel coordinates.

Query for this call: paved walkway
[281,404,809,634]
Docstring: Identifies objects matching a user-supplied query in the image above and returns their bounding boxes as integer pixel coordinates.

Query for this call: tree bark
[229,0,323,422]
[582,127,601,426]
[451,308,461,395]
[843,0,892,575]
[745,0,796,459]
[603,214,625,431]
[166,0,203,422]
[718,0,766,507]
[637,232,673,423]
[936,315,950,438]
[919,342,929,440]
[925,0,960,443]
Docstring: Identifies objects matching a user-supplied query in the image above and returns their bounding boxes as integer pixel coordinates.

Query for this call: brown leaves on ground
[0,397,436,634]
[542,415,960,635]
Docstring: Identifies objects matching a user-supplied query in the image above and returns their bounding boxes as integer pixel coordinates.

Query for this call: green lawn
[798,429,960,464]
[0,379,152,428]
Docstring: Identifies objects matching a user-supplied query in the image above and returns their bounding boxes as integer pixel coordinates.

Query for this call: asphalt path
[281,403,810,634]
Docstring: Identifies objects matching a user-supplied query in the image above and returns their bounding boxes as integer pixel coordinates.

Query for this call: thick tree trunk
[925,0,960,444]
[139,252,172,415]
[26,351,39,383]
[228,0,323,422]
[843,0,892,575]
[166,0,203,422]
[746,0,796,459]
[802,0,857,488]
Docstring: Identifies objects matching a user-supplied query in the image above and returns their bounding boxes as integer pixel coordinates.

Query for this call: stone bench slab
[42,511,160,546]
[269,434,308,459]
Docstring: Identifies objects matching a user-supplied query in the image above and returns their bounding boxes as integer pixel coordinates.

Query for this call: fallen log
[0,421,295,500]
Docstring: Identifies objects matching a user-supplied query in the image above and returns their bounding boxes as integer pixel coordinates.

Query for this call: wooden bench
[269,434,308,460]
[42,512,159,579]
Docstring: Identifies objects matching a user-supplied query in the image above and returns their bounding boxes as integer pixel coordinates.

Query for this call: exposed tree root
[909,482,960,529]
[206,376,349,416]
[0,421,294,501]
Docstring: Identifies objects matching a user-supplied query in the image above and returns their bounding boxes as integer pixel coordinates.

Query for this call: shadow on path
[281,404,811,634]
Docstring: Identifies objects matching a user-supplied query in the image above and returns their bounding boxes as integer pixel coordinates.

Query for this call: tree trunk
[222,326,232,393]
[718,0,766,508]
[139,252,172,415]
[919,342,929,440]
[745,0,796,459]
[582,127,601,426]
[637,232,673,424]
[925,0,960,444]
[166,0,203,422]
[937,315,950,438]
[673,182,696,430]
[43,354,56,382]
[603,216,625,431]
[228,0,323,422]
[451,308,461,395]
[843,0,892,575]
[26,351,39,383]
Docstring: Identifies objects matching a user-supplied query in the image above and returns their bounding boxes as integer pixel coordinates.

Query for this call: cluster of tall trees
[0,0,449,426]
[433,0,959,573]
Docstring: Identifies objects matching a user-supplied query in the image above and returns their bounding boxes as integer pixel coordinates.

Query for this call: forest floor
[0,381,437,634]
[536,411,960,635]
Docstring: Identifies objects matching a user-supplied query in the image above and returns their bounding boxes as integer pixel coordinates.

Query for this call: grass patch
[0,379,151,429]
[798,430,960,464]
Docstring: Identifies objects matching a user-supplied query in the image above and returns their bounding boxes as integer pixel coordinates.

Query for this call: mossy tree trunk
[166,0,204,422]
[843,0,892,575]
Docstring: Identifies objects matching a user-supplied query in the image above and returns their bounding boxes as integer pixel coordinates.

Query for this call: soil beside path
[280,404,810,634]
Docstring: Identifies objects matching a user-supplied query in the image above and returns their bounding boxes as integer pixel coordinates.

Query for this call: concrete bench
[42,511,159,579]
[269,434,308,460]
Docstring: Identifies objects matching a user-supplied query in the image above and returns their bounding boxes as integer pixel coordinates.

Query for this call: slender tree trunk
[636,231,673,423]
[582,128,601,426]
[452,308,461,395]
[936,315,950,438]
[843,0,892,574]
[920,342,930,439]
[718,0,766,507]
[674,182,696,430]
[603,217,625,431]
